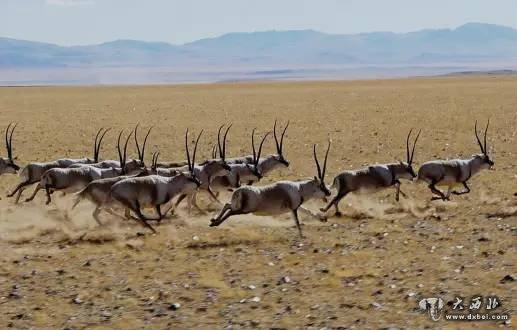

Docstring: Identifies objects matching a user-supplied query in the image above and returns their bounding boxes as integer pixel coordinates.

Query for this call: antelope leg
[452,182,471,195]
[25,183,42,202]
[320,191,348,217]
[429,182,448,201]
[292,208,304,238]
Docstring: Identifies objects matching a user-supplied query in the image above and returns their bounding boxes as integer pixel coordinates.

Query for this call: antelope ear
[314,176,318,181]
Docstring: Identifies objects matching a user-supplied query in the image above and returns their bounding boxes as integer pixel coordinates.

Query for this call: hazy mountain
[1,23,517,84]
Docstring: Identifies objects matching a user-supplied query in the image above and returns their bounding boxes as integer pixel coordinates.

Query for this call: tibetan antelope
[226,120,290,184]
[25,130,135,205]
[210,141,331,238]
[71,131,148,224]
[320,129,421,217]
[7,128,109,203]
[417,120,494,201]
[0,123,20,175]
[210,128,270,194]
[170,124,234,213]
[109,130,203,233]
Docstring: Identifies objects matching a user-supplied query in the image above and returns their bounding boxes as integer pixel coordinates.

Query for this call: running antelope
[109,130,202,233]
[25,131,135,205]
[226,120,290,184]
[320,129,421,217]
[8,128,110,203]
[210,128,270,194]
[170,124,233,213]
[71,131,148,224]
[417,120,494,201]
[0,123,20,175]
[210,141,331,238]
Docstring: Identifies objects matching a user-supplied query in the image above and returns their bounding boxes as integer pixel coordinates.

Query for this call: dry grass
[0,76,515,328]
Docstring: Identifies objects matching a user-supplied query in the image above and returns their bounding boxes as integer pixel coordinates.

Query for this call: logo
[419,297,444,321]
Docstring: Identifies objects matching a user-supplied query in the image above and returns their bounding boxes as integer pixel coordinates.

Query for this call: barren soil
[0,76,515,329]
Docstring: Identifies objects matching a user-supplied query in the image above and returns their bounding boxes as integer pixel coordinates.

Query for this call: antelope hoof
[318,215,328,223]
[335,211,343,217]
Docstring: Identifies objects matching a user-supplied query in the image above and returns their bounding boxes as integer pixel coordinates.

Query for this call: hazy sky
[2,0,517,45]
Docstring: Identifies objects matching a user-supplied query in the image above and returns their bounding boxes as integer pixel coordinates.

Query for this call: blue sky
[2,0,517,45]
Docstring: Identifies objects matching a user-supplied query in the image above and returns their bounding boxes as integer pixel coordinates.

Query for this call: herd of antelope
[0,120,495,237]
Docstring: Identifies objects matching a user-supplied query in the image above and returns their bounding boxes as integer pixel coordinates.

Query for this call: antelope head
[312,140,332,198]
[185,129,203,187]
[273,120,290,167]
[398,128,421,180]
[246,128,270,180]
[0,123,20,174]
[93,127,111,163]
[474,120,494,169]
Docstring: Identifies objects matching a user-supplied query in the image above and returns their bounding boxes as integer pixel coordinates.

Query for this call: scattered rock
[278,276,291,284]
[168,303,181,310]
[500,274,515,283]
[371,302,383,310]
[72,297,83,305]
[249,296,261,303]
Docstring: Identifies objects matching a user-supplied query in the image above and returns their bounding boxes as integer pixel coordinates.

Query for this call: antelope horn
[251,128,257,164]
[191,130,203,171]
[474,121,485,154]
[217,124,224,159]
[483,119,489,155]
[313,144,322,180]
[117,130,124,166]
[93,127,104,161]
[280,121,289,154]
[5,123,17,161]
[95,128,111,162]
[256,131,271,166]
[185,129,192,172]
[406,129,413,164]
[140,127,153,164]
[134,123,142,160]
[122,131,133,174]
[321,139,331,182]
[222,124,232,160]
[273,120,280,153]
[410,129,421,164]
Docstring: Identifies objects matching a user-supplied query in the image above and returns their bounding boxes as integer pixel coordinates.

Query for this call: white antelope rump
[210,141,332,238]
[71,130,147,224]
[7,128,110,203]
[0,123,20,175]
[226,120,290,184]
[417,120,494,201]
[108,130,203,233]
[320,129,421,217]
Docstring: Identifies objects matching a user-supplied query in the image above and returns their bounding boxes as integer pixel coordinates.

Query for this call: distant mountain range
[1,23,517,85]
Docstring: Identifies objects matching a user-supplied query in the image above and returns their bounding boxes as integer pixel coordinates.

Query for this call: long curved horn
[255,131,271,166]
[279,121,289,154]
[313,144,322,180]
[321,139,331,182]
[410,129,421,164]
[217,124,224,159]
[93,127,104,161]
[211,145,218,159]
[134,123,142,160]
[140,127,153,164]
[406,129,413,164]
[191,130,203,171]
[122,131,133,174]
[95,128,111,162]
[117,130,124,166]
[185,129,192,172]
[5,123,17,161]
[273,120,280,153]
[474,121,485,154]
[251,128,257,164]
[222,124,232,160]
[483,119,489,155]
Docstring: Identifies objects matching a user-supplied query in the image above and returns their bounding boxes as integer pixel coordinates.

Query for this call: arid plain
[0,76,515,329]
